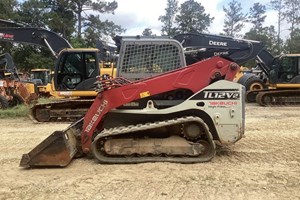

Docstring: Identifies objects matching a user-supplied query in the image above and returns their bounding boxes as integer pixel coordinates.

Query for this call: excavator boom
[0,27,72,56]
[173,33,265,66]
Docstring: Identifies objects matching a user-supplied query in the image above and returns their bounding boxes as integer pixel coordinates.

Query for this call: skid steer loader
[19,36,245,168]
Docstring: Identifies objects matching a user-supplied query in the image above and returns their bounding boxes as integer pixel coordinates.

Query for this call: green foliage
[11,46,54,71]
[245,2,280,55]
[42,0,76,39]
[285,29,300,53]
[0,104,29,118]
[83,15,125,47]
[0,0,18,53]
[175,0,214,33]
[0,0,124,71]
[159,0,178,36]
[244,26,280,55]
[142,28,155,36]
[270,0,285,53]
[0,97,55,119]
[223,0,246,37]
[283,0,300,34]
[37,97,56,104]
[0,0,18,19]
[70,37,86,48]
[248,3,266,31]
[72,0,119,39]
[17,0,47,27]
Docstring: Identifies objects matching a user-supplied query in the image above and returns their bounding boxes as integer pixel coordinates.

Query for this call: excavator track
[30,99,94,122]
[256,90,300,106]
[91,116,216,164]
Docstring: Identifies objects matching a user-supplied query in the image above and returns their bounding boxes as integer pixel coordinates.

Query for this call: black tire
[244,76,267,91]
[237,73,256,86]
[9,94,24,107]
[238,74,266,91]
[0,95,9,109]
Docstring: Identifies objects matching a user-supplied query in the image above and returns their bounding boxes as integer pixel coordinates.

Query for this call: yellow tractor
[30,68,53,97]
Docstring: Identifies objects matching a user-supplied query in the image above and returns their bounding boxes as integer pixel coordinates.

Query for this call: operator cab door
[54,51,99,91]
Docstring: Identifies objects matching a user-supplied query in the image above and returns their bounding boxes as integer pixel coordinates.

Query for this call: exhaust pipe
[20,119,83,168]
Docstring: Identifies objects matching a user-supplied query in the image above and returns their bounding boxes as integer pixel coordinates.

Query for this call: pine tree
[158,0,178,36]
[222,0,247,37]
[175,0,214,33]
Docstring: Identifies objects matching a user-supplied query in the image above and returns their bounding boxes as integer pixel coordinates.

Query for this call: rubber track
[91,116,216,164]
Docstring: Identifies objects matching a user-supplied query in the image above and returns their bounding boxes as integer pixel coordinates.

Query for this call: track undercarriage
[246,89,300,106]
[256,90,300,106]
[92,116,216,164]
[30,99,94,122]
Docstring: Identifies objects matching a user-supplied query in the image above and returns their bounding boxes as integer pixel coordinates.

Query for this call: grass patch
[0,97,57,119]
[37,97,56,104]
[0,104,30,118]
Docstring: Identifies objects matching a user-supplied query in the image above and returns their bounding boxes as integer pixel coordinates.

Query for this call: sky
[99,0,285,38]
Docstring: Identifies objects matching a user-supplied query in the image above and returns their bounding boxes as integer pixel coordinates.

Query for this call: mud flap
[20,130,79,168]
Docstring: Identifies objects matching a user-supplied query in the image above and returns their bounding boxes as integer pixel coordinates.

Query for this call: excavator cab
[54,49,100,92]
[269,55,300,85]
[277,56,300,83]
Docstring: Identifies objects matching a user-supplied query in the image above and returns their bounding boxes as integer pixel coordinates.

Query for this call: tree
[158,0,178,36]
[248,3,266,31]
[270,0,285,53]
[283,0,300,34]
[285,29,300,53]
[0,0,124,72]
[0,0,18,54]
[17,0,47,27]
[142,28,155,36]
[245,26,280,55]
[222,0,247,37]
[72,0,118,38]
[283,0,300,52]
[11,46,54,71]
[244,3,277,54]
[83,15,125,47]
[41,0,122,42]
[0,0,18,20]
[263,26,282,55]
[42,0,76,40]
[175,0,214,33]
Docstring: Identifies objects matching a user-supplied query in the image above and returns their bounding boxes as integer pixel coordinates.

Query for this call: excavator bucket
[20,129,79,168]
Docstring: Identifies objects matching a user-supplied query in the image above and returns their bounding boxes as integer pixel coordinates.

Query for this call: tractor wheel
[245,76,267,91]
[0,95,9,109]
[9,94,24,107]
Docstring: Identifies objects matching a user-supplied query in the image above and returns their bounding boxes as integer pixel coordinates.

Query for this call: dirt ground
[0,104,299,200]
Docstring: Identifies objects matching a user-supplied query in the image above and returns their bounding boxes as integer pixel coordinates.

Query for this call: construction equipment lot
[0,104,299,200]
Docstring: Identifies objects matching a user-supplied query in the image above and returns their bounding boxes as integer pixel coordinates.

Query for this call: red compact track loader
[19,35,245,168]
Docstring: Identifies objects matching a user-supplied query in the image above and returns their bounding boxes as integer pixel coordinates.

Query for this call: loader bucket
[20,130,79,168]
